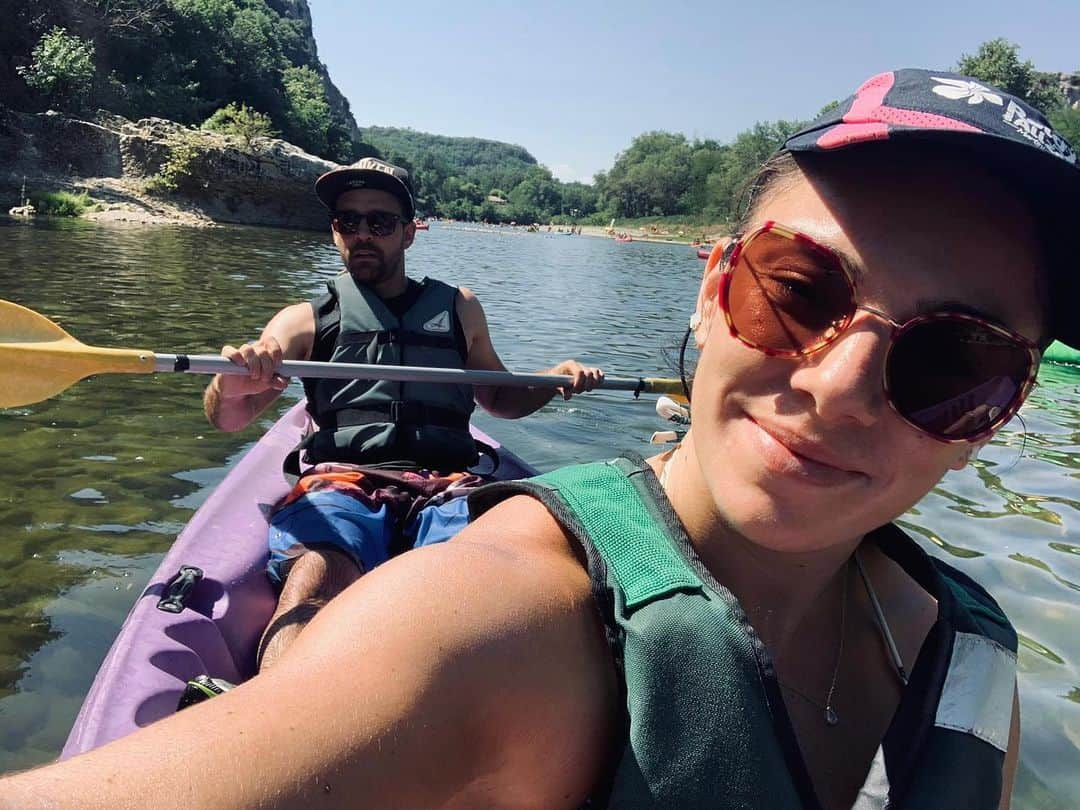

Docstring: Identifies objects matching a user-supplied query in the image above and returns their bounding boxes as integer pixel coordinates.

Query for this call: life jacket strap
[328,402,470,430]
[354,328,459,351]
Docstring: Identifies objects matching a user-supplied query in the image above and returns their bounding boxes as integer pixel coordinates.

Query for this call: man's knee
[278,547,363,607]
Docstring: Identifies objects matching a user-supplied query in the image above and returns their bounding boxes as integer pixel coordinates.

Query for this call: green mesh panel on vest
[533,458,805,808]
[533,460,703,611]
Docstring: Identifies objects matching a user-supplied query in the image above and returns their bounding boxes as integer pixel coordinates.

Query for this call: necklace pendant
[824,706,839,727]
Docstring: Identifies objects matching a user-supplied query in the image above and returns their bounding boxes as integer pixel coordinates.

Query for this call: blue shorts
[266,490,470,587]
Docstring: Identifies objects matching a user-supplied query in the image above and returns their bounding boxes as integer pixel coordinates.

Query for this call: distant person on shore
[201,157,603,670]
[5,69,1077,809]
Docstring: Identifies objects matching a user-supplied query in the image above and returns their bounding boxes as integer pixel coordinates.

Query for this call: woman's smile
[744,415,870,487]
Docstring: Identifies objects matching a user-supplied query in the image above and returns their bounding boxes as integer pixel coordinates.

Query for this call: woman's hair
[730,151,802,236]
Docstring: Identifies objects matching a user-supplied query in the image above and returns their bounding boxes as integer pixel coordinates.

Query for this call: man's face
[330,189,416,296]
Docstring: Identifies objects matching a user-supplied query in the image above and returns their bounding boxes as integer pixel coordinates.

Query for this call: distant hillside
[364,126,537,170]
[1,0,369,162]
[363,126,538,193]
[359,126,596,222]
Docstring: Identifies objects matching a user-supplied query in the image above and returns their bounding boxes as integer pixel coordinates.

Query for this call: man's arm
[456,287,603,419]
[0,497,618,809]
[203,302,316,432]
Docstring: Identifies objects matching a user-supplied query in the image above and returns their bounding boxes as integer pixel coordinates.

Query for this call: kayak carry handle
[157,565,204,613]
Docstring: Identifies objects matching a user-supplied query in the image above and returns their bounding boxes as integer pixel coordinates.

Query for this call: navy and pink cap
[783,68,1080,349]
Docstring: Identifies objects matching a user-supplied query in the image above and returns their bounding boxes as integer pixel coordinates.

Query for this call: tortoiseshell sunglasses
[708,221,1040,443]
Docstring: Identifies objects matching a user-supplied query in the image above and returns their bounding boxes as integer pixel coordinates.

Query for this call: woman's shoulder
[867,524,1015,643]
[461,491,594,578]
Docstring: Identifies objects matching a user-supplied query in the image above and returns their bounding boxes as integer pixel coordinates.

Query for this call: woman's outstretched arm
[0,497,618,809]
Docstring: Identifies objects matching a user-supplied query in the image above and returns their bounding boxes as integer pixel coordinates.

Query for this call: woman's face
[687,155,1045,552]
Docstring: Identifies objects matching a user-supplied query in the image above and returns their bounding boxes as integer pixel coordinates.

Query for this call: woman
[3,69,1077,809]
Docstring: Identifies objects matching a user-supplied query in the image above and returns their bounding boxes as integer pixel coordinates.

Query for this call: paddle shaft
[155,353,678,395]
[0,299,687,406]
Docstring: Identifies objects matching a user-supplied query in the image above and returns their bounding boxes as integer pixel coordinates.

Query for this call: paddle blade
[0,300,155,407]
[1,299,78,343]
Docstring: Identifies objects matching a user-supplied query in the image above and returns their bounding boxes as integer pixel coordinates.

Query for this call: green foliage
[146,132,206,195]
[1,0,366,161]
[361,126,594,223]
[957,39,1065,114]
[17,27,96,110]
[202,102,278,151]
[594,120,804,224]
[1049,105,1080,151]
[600,132,693,218]
[281,65,331,156]
[28,190,94,216]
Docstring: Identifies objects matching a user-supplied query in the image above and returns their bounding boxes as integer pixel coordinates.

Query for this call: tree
[17,27,96,110]
[704,120,804,221]
[601,132,694,217]
[1049,105,1080,152]
[202,102,278,151]
[509,165,561,220]
[281,65,331,156]
[957,39,1065,115]
[87,0,171,40]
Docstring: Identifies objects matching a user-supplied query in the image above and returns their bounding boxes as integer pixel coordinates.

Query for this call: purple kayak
[61,401,537,758]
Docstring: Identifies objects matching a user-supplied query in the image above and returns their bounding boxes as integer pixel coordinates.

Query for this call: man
[202,157,603,669]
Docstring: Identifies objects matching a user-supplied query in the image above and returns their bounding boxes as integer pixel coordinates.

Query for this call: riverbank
[575,223,726,245]
[1,106,336,230]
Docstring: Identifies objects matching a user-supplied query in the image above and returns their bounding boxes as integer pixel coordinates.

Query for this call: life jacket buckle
[389,400,423,424]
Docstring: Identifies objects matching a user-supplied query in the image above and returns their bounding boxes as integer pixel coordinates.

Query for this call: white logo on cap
[931,77,1003,106]
[423,311,451,333]
[1002,101,1077,164]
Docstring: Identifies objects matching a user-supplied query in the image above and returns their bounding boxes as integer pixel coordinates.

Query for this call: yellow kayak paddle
[0,299,686,408]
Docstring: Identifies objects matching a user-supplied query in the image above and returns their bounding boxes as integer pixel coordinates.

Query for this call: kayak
[61,400,537,759]
[696,248,711,260]
[1044,340,1080,366]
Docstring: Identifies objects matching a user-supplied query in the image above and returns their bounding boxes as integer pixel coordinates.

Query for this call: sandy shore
[434,221,726,248]
[575,223,726,246]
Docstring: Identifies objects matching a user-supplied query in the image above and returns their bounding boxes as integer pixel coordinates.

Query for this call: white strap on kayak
[650,430,682,444]
[656,396,690,425]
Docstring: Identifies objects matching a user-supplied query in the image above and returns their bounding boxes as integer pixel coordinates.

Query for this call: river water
[0,218,1076,806]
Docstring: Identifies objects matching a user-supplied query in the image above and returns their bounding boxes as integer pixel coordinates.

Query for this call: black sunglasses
[330,210,407,237]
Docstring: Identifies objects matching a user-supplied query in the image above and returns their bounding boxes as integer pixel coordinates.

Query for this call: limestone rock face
[1,106,338,229]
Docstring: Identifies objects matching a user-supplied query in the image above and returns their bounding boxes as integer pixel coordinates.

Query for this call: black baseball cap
[314,157,415,219]
[782,68,1080,350]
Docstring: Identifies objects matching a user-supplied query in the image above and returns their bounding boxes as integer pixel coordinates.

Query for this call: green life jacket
[470,454,1017,809]
[302,273,477,470]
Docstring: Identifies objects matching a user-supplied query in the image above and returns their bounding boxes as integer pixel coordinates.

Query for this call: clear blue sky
[309,0,1079,184]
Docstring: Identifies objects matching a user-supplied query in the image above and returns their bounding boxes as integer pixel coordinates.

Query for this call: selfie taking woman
[3,69,1078,809]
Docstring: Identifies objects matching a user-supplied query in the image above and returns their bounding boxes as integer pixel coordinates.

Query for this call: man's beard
[346,244,397,284]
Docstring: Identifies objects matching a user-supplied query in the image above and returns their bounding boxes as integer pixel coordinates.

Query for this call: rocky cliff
[0,106,337,229]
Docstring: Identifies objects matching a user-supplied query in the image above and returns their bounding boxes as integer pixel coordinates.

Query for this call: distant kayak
[614,235,633,243]
[696,248,711,260]
[1044,340,1080,366]
[414,219,430,230]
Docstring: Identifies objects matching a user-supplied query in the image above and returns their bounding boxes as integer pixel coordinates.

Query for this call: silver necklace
[778,557,851,727]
